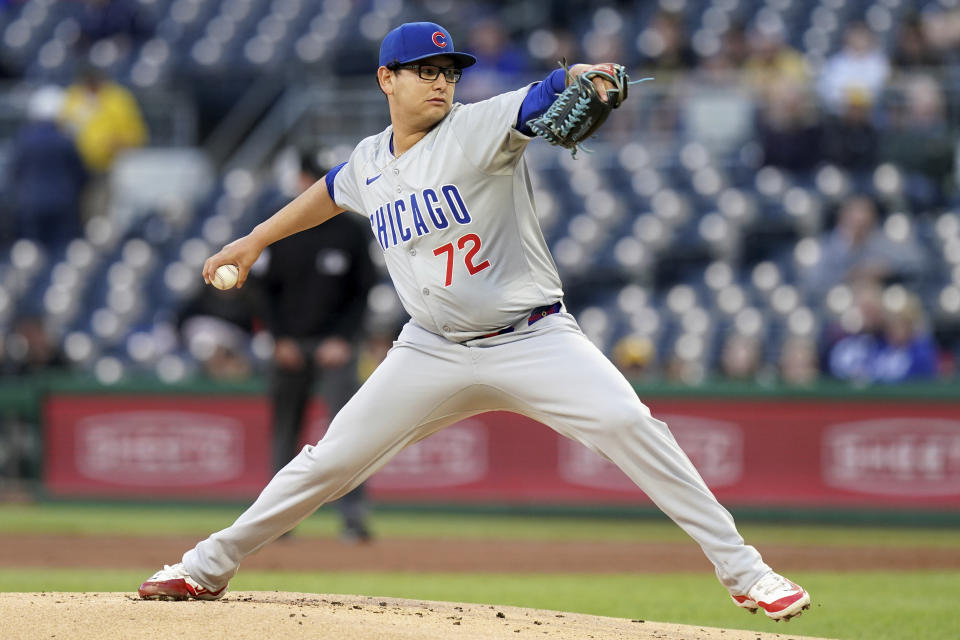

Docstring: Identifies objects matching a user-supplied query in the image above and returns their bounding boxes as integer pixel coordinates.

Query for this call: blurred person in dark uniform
[258,151,377,543]
[9,86,87,252]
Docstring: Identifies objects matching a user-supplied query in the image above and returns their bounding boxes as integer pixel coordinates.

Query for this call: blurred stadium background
[0,0,958,515]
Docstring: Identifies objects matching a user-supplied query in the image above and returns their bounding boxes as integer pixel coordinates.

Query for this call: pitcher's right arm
[202,175,346,288]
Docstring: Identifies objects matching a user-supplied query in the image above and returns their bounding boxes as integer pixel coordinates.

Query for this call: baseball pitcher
[139,21,810,621]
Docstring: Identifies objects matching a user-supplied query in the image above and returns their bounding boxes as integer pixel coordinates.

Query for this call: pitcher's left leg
[480,316,770,595]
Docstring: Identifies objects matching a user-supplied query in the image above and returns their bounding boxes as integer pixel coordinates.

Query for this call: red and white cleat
[731,572,810,621]
[138,563,227,601]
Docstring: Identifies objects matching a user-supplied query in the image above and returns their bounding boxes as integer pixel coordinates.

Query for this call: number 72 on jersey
[433,233,491,287]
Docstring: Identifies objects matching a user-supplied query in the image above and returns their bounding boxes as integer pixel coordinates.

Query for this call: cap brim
[404,51,477,69]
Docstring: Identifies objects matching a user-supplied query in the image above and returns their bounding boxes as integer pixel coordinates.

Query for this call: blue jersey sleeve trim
[325,161,347,203]
[515,68,568,136]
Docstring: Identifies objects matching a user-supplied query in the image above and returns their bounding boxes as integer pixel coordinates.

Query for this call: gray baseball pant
[183,313,770,594]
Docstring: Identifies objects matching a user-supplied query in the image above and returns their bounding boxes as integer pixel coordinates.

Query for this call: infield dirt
[0,591,830,640]
[1,532,955,572]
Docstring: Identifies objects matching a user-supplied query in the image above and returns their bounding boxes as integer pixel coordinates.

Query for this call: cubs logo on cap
[379,21,477,69]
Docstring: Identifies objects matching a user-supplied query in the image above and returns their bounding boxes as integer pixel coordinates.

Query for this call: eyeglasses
[393,64,462,84]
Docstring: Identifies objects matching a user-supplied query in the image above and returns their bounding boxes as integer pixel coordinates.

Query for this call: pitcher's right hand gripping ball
[527,61,632,155]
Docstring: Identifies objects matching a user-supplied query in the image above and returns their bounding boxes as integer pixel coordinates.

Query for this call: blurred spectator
[822,279,885,351]
[756,78,822,172]
[3,316,67,376]
[683,58,757,152]
[78,0,152,52]
[719,333,763,381]
[923,7,960,62]
[256,151,376,543]
[801,195,928,298]
[828,289,938,382]
[60,65,147,221]
[636,11,697,76]
[822,280,884,379]
[582,22,628,66]
[820,88,879,171]
[892,13,944,69]
[61,65,148,173]
[612,334,657,380]
[540,27,584,67]
[665,350,706,386]
[585,26,637,136]
[180,315,255,381]
[696,47,738,80]
[176,281,263,381]
[873,291,939,381]
[458,18,530,102]
[817,22,890,115]
[742,24,809,101]
[9,86,87,253]
[720,21,750,69]
[778,336,820,385]
[631,10,688,140]
[880,74,955,207]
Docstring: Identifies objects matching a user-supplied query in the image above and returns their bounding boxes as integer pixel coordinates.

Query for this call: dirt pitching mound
[1,591,828,640]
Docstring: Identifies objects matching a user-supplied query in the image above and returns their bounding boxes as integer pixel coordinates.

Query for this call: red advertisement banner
[44,394,960,509]
[44,395,272,498]
[362,400,960,509]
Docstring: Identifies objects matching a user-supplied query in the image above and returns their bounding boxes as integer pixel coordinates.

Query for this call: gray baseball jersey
[331,86,562,341]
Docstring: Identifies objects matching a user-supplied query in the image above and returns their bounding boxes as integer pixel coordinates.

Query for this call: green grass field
[1,503,958,640]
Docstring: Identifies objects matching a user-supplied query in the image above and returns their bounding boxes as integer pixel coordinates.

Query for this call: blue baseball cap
[379,22,476,69]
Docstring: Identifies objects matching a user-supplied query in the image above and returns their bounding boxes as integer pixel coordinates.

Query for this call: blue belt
[479,302,562,339]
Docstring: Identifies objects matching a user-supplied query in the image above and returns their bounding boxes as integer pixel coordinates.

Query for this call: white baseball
[212,264,239,290]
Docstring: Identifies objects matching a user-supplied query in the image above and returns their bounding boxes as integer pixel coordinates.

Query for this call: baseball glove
[527,61,633,156]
